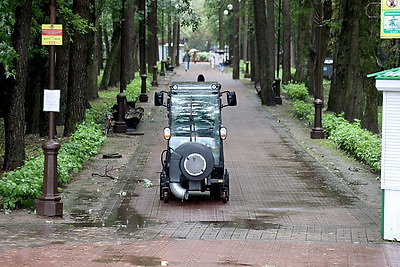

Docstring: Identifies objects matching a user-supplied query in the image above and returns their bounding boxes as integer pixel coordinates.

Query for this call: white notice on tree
[43,89,61,112]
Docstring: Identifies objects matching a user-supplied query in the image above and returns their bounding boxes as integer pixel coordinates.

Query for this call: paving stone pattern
[0,64,399,266]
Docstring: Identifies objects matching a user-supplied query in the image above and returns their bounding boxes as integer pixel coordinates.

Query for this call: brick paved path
[0,63,399,266]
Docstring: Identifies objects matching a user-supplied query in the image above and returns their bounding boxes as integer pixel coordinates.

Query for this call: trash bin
[323,58,333,79]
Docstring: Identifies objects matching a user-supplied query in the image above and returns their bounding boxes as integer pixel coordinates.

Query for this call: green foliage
[0,72,155,211]
[58,3,96,39]
[0,97,108,211]
[283,82,382,172]
[125,74,152,102]
[0,42,18,78]
[0,1,17,78]
[196,52,209,62]
[291,100,314,121]
[282,83,309,101]
[323,115,381,172]
[176,0,201,32]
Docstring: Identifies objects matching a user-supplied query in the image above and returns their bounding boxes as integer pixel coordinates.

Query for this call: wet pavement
[0,63,399,266]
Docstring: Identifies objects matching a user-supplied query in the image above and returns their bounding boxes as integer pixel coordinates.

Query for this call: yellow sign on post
[381,0,400,38]
[42,24,62,45]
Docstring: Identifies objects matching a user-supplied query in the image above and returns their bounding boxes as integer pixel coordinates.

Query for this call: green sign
[381,0,400,38]
[383,12,400,34]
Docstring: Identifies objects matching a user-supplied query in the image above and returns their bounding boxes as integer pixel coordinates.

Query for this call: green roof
[367,67,400,80]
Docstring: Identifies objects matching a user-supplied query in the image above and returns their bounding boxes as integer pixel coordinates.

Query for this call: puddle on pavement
[93,255,162,265]
[68,191,156,231]
[206,219,281,230]
[226,219,280,230]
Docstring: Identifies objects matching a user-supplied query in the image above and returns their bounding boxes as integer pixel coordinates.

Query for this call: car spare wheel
[175,142,214,181]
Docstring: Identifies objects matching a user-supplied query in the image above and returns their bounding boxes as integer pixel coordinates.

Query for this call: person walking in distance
[218,53,224,73]
[193,52,198,64]
[209,49,215,69]
[184,50,190,71]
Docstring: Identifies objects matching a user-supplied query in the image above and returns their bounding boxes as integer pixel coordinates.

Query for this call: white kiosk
[369,67,400,241]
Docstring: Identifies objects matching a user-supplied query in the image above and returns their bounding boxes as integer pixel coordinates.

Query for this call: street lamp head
[223,9,229,15]
[227,4,233,10]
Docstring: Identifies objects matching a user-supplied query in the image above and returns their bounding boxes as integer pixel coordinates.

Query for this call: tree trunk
[253,0,275,105]
[232,0,240,80]
[99,29,121,91]
[3,0,32,171]
[147,0,158,73]
[282,0,291,84]
[327,0,380,133]
[109,40,121,87]
[56,16,71,126]
[139,0,146,74]
[26,52,47,135]
[125,0,136,83]
[64,0,91,136]
[266,1,275,84]
[293,0,313,84]
[85,0,98,101]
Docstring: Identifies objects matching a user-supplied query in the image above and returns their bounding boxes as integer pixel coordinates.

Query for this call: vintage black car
[154,81,237,203]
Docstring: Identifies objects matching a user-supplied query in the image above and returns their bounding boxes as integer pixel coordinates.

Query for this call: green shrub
[283,81,382,172]
[0,121,105,210]
[0,74,154,211]
[125,75,152,102]
[325,117,381,172]
[0,94,110,210]
[282,83,309,101]
[291,100,314,120]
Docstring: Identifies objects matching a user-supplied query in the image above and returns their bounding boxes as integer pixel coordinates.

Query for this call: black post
[152,65,159,87]
[37,0,63,217]
[160,60,166,76]
[310,3,325,139]
[276,0,281,79]
[140,74,148,102]
[244,61,250,78]
[139,0,148,102]
[114,0,127,133]
[274,78,282,104]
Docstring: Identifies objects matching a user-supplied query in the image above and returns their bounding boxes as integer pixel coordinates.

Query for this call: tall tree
[293,0,314,87]
[327,0,380,133]
[148,0,158,73]
[64,0,92,136]
[282,0,291,84]
[232,0,240,79]
[85,0,99,101]
[125,0,136,83]
[99,27,121,90]
[253,0,275,105]
[3,0,32,170]
[139,0,146,73]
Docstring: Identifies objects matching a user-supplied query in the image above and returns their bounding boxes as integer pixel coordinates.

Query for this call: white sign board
[43,89,61,112]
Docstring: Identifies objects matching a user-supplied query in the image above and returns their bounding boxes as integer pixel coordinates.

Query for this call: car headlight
[220,127,227,140]
[163,127,171,140]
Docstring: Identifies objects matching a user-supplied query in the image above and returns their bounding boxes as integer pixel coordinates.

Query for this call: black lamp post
[310,3,325,139]
[114,0,127,133]
[37,0,63,217]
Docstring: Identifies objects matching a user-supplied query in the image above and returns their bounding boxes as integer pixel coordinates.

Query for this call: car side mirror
[227,91,237,106]
[154,91,164,106]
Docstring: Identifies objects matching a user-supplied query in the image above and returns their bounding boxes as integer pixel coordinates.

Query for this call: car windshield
[169,92,221,164]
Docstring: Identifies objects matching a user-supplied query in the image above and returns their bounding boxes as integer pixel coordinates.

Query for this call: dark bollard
[310,98,325,139]
[244,61,251,78]
[139,74,148,102]
[113,93,127,133]
[37,139,63,216]
[274,78,282,105]
[152,65,158,87]
[160,61,166,76]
